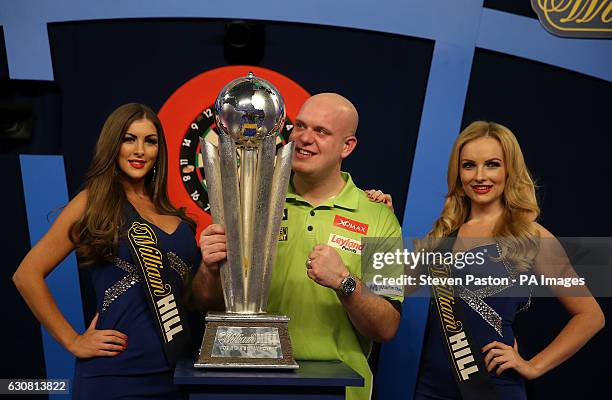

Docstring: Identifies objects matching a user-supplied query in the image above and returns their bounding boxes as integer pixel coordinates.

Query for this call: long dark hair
[70,103,194,265]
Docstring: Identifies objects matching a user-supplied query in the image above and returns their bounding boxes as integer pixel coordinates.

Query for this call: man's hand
[306,244,349,289]
[199,224,227,272]
[193,224,227,312]
[306,244,401,342]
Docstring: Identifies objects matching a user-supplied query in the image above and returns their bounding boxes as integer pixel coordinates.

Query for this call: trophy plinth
[194,72,297,369]
[195,313,297,369]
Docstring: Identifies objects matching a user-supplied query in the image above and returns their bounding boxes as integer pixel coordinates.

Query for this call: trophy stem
[239,147,257,277]
[240,147,257,311]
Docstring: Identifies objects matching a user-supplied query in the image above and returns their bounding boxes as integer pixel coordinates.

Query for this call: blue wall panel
[20,155,84,398]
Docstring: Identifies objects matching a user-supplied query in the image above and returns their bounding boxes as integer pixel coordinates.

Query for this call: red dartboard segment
[158,66,310,240]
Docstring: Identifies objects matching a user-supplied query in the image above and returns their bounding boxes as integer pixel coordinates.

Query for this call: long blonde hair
[429,121,539,271]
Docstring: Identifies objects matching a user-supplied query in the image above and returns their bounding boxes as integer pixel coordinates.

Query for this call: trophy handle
[201,139,234,311]
[260,141,294,312]
[217,134,247,312]
[245,136,277,312]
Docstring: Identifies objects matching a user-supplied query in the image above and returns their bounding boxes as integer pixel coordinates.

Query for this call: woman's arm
[529,295,603,377]
[522,224,604,377]
[483,224,604,379]
[12,191,127,358]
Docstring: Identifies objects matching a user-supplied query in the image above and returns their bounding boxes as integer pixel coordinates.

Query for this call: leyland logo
[531,0,612,38]
[328,234,364,255]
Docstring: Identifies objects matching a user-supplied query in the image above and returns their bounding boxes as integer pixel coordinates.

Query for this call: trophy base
[194,312,298,369]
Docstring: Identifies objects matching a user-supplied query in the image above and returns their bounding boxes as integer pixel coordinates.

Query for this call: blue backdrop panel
[377,40,476,399]
[0,0,482,80]
[477,9,612,82]
[2,1,610,83]
[20,155,84,398]
[0,27,9,78]
[0,155,47,379]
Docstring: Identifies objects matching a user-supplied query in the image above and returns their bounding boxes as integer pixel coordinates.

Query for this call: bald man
[195,93,403,400]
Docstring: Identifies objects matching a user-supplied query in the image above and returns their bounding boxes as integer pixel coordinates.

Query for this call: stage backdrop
[1,1,610,399]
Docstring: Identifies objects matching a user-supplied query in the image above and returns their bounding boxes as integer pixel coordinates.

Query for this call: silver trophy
[195,72,297,369]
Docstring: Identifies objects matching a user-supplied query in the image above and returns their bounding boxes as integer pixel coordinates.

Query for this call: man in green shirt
[196,93,403,400]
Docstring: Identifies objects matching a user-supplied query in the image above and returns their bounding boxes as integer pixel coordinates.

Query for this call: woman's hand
[365,189,394,211]
[482,339,541,380]
[68,313,128,359]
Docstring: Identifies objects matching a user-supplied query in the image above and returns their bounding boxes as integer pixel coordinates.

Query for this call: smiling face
[459,136,506,209]
[117,118,159,182]
[288,94,357,180]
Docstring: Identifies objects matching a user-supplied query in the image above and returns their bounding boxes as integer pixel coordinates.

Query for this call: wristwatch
[338,274,357,296]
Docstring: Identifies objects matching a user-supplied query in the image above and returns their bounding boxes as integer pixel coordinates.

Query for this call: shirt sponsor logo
[328,233,363,255]
[278,226,288,241]
[333,215,368,234]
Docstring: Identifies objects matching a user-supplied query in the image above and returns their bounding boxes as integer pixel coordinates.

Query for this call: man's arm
[339,278,400,342]
[192,224,226,313]
[306,244,400,342]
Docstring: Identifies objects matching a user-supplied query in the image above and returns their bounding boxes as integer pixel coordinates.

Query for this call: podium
[174,358,364,400]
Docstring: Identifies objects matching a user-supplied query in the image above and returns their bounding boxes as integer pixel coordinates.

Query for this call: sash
[428,233,500,400]
[124,206,191,366]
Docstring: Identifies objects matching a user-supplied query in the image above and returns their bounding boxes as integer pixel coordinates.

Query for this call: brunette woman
[13,103,200,399]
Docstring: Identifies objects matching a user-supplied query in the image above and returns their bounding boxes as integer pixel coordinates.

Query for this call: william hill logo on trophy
[212,327,282,358]
[531,0,612,38]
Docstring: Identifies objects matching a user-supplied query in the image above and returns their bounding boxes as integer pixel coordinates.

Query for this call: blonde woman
[414,121,604,400]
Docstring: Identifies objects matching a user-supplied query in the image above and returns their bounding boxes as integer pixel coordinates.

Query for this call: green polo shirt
[267,172,403,400]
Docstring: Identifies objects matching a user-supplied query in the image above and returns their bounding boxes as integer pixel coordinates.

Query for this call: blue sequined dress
[73,207,200,400]
[415,243,531,400]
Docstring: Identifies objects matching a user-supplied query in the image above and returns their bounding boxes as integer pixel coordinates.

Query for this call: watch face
[178,105,294,213]
[342,276,357,295]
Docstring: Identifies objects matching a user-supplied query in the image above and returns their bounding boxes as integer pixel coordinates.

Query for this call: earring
[152,166,157,181]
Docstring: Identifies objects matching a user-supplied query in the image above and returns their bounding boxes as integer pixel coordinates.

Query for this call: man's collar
[287,172,359,210]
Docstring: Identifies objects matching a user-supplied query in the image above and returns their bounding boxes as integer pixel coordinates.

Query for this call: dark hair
[70,103,194,265]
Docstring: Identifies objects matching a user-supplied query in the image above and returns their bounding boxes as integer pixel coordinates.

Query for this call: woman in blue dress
[13,103,202,399]
[414,121,604,400]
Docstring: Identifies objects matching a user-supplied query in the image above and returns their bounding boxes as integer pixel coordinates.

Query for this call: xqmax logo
[333,215,368,234]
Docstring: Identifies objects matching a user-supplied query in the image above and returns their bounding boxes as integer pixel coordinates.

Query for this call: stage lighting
[0,105,33,140]
[224,21,265,65]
